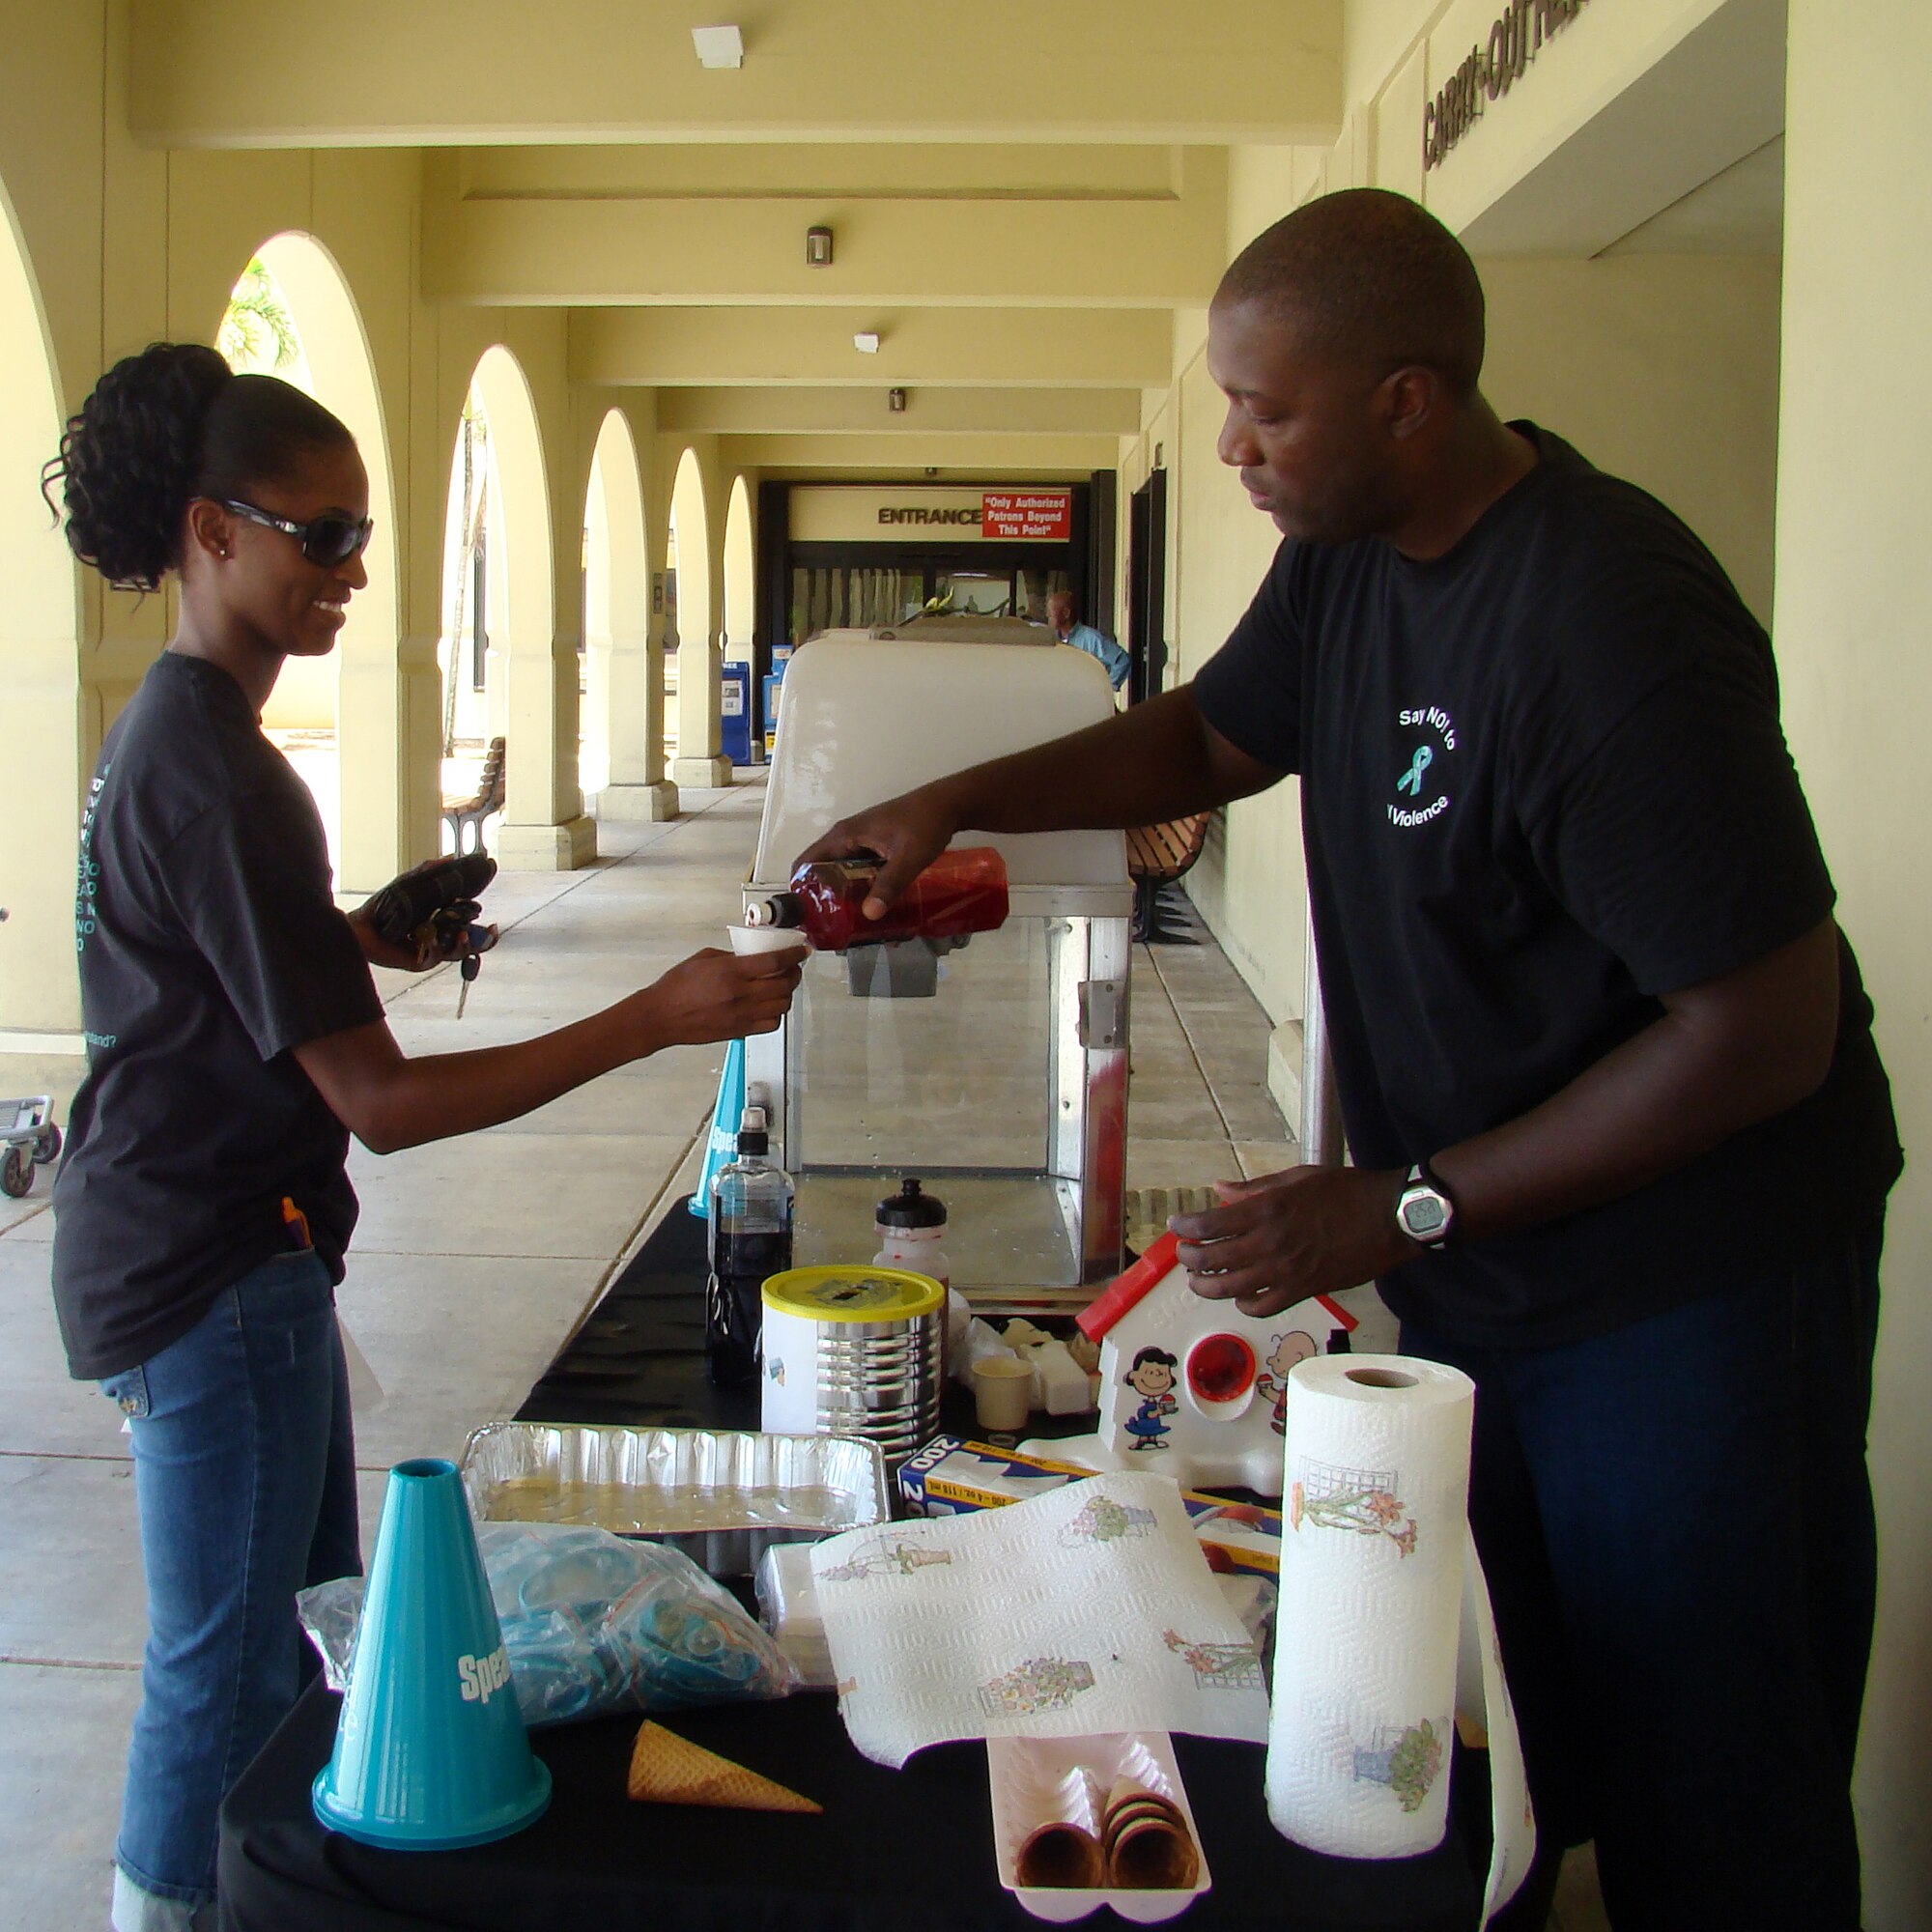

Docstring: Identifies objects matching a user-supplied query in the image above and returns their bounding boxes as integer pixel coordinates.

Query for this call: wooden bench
[441,735,505,856]
[1125,811,1212,944]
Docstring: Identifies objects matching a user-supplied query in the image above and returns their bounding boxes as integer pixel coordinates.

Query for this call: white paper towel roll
[1266,1354,1475,1859]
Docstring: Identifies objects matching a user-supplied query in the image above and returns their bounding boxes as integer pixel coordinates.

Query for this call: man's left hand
[1169,1165,1416,1318]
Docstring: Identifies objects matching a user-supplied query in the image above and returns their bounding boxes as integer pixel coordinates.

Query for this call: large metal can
[760,1264,944,1464]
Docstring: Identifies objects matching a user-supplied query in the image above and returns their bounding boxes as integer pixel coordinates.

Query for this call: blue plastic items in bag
[299,1519,799,1728]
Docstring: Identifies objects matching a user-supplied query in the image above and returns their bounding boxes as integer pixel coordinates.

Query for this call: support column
[598,611,678,820]
[496,624,597,868]
[669,628,732,788]
[336,629,440,889]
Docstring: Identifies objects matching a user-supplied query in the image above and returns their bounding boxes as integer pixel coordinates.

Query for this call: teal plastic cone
[313,1459,550,1850]
[688,1036,748,1219]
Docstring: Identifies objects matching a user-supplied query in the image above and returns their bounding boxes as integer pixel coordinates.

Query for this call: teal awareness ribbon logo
[1397,745,1434,797]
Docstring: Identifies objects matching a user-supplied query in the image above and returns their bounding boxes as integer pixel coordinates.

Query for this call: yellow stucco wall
[1776,4,1931,1917]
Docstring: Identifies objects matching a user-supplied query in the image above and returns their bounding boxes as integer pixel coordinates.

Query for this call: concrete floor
[0,774,1604,1931]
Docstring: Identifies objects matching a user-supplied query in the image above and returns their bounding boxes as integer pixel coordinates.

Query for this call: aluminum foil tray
[458,1424,890,1577]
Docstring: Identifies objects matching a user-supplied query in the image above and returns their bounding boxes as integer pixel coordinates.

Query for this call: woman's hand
[630,947,804,1051]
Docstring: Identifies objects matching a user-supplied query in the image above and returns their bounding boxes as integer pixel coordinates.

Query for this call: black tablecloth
[219,1681,1485,1931]
[217,1201,1490,1930]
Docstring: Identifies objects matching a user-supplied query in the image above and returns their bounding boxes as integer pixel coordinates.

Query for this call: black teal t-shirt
[1191,424,1900,1347]
[52,651,384,1380]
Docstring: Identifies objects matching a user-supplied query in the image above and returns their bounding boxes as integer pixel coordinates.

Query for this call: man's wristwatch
[1395,1161,1457,1247]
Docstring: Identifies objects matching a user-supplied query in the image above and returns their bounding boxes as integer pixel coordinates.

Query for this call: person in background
[1045,589,1130,692]
[801,191,1897,1932]
[43,342,801,1932]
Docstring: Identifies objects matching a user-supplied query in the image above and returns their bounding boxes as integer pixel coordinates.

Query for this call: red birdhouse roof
[1077,1230,1356,1343]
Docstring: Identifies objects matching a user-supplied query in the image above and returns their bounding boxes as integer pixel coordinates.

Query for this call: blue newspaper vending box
[761,669,786,756]
[720,661,755,766]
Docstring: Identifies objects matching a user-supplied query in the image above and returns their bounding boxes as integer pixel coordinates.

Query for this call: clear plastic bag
[298,1520,799,1727]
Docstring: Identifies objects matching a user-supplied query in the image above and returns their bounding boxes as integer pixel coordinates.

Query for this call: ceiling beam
[129,0,1343,149]
[572,308,1174,389]
[422,151,1230,305]
[465,144,1185,201]
[658,387,1141,437]
[716,434,1122,471]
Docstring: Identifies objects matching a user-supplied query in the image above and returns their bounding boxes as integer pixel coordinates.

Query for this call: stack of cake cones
[626,1720,821,1814]
[1100,1778,1200,1889]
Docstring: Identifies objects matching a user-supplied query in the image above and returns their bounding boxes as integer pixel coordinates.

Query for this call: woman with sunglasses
[43,342,800,1932]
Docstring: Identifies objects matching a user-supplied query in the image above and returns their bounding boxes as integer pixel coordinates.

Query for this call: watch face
[1402,1193,1449,1240]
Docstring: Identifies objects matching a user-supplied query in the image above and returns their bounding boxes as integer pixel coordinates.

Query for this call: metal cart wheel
[1,1146,32,1199]
[31,1123,61,1165]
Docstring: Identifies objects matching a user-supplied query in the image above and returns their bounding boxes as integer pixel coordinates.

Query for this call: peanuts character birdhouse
[1043,1232,1355,1494]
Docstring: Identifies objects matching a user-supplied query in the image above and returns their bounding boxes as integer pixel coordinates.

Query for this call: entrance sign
[789,486,1078,546]
[980,492,1073,541]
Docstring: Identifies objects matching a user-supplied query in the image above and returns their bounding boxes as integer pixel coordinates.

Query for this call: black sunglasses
[221,498,375,569]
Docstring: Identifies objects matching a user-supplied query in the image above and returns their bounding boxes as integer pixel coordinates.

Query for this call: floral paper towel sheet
[810,1470,1269,1768]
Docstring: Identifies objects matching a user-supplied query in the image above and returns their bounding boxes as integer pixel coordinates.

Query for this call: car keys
[456,950,480,1018]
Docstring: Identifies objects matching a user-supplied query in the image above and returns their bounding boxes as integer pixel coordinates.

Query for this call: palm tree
[217,257,300,374]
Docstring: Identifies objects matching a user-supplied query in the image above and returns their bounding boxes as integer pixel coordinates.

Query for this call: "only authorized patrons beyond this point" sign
[980,492,1072,540]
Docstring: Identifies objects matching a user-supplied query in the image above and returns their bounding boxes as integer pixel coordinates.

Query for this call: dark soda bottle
[744,846,1009,953]
[705,1107,794,1387]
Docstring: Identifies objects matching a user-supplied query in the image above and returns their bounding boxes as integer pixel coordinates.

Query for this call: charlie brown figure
[1256,1330,1318,1435]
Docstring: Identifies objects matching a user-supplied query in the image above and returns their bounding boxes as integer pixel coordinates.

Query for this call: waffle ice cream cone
[1015,1820,1105,1889]
[626,1720,822,1814]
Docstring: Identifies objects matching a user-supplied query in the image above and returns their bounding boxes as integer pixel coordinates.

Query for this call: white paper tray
[987,1731,1211,1923]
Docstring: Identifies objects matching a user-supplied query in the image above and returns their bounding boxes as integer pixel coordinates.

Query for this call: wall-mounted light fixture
[806,226,834,268]
[853,331,881,355]
[888,387,907,413]
[691,24,744,68]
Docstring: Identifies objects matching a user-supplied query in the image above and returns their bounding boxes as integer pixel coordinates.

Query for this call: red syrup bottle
[745,846,1009,953]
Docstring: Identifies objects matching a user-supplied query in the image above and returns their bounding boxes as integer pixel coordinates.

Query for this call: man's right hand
[796,782,961,922]
[635,947,803,1049]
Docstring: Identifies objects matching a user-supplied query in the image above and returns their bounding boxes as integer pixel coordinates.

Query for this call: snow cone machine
[743,638,1131,1313]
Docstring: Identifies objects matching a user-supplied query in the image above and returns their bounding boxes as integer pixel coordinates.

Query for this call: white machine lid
[752,639,1131,897]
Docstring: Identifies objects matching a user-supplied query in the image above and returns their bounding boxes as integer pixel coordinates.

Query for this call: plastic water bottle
[871,1177,951,1289]
[705,1107,794,1387]
[873,1178,970,1371]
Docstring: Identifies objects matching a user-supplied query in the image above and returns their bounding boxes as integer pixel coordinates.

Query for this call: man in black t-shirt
[804,192,1896,1930]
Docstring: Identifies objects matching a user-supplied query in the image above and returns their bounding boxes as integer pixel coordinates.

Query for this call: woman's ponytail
[43,342,233,592]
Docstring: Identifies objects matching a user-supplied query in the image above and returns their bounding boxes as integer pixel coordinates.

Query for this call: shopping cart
[2,1096,61,1200]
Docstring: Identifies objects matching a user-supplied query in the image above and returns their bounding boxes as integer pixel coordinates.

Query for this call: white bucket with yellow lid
[759,1265,945,1463]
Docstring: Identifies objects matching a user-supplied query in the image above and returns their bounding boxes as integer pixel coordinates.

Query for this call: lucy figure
[1122,1347,1179,1451]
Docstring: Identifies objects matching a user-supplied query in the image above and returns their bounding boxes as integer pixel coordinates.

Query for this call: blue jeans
[1403,1221,1882,1931]
[99,1249,360,1918]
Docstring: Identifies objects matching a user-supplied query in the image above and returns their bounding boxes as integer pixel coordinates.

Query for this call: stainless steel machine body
[743,639,1132,1313]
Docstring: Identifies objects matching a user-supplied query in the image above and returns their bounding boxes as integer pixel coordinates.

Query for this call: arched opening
[0,174,82,1040]
[215,233,405,891]
[457,346,592,868]
[667,445,729,787]
[435,388,498,844]
[581,410,674,822]
[723,472,754,667]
